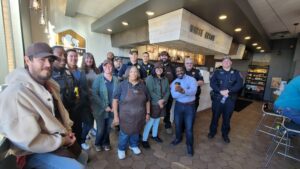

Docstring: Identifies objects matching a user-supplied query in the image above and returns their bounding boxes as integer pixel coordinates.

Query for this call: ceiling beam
[65,0,81,17]
[91,0,149,32]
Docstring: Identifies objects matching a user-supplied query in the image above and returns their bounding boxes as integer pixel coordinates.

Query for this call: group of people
[0,42,245,169]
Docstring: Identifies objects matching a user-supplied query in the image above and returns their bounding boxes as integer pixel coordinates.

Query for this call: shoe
[222,135,230,143]
[81,143,90,150]
[90,128,97,137]
[166,128,173,134]
[207,133,215,139]
[129,146,141,155]
[103,145,111,151]
[152,136,163,143]
[141,141,151,149]
[187,146,194,157]
[95,145,103,152]
[118,149,126,160]
[170,139,181,146]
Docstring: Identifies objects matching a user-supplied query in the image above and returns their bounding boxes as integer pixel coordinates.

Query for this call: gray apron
[119,84,147,135]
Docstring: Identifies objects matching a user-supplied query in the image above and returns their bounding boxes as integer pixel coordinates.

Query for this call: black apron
[119,84,147,135]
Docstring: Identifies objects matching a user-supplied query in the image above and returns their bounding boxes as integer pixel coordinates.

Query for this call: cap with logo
[129,48,138,55]
[222,56,232,61]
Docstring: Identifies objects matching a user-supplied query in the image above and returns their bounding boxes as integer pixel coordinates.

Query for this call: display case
[244,65,269,100]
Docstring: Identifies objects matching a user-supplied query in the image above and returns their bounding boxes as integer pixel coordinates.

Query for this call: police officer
[118,49,142,81]
[208,56,243,143]
[184,57,204,111]
[140,52,154,79]
[51,46,76,111]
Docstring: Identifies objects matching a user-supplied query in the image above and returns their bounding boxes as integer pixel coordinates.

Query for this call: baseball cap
[114,56,122,61]
[222,56,232,61]
[129,48,138,55]
[102,59,113,66]
[26,42,57,59]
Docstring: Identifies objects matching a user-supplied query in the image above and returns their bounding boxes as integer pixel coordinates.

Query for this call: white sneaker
[118,149,126,160]
[95,146,103,152]
[81,143,90,150]
[129,146,141,155]
[90,128,97,137]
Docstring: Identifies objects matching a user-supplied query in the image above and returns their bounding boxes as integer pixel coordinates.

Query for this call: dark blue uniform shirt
[210,68,243,98]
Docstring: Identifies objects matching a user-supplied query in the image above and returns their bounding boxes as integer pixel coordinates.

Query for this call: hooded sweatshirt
[0,68,73,156]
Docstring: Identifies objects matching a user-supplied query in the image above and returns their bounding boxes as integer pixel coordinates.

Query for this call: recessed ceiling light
[252,43,258,46]
[260,50,265,52]
[146,11,154,16]
[107,28,112,32]
[256,46,261,49]
[122,21,128,26]
[219,15,227,20]
[244,36,251,40]
[234,28,242,32]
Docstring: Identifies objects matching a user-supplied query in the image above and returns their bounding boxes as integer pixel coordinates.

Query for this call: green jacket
[145,75,170,105]
[92,74,119,119]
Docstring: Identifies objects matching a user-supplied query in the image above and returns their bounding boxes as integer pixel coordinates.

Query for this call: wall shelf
[244,65,269,100]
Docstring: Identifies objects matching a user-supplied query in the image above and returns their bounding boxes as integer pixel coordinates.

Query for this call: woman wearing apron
[112,66,150,160]
[142,62,170,149]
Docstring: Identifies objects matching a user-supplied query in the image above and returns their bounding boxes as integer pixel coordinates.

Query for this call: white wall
[31,0,129,66]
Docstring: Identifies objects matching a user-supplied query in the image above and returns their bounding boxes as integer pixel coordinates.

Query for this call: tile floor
[85,101,300,169]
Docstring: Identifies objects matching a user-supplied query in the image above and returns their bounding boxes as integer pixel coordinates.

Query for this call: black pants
[69,111,83,144]
[194,95,200,112]
[164,96,173,128]
[209,97,235,137]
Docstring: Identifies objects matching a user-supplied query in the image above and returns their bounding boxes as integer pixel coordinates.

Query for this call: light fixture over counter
[136,44,205,65]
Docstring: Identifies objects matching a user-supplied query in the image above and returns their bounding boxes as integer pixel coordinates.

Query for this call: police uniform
[140,63,154,79]
[52,67,76,111]
[208,68,243,141]
[185,68,204,111]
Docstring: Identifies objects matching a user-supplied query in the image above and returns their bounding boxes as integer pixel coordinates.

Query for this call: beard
[38,70,52,81]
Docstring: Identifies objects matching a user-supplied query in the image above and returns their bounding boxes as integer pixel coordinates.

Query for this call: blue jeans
[174,101,195,146]
[118,130,139,151]
[81,113,94,143]
[142,117,160,141]
[25,152,87,169]
[95,117,113,146]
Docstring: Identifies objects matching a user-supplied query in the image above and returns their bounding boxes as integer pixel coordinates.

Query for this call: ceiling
[77,0,125,18]
[67,0,300,53]
[248,0,300,39]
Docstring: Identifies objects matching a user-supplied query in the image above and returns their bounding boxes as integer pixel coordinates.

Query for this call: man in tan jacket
[0,42,86,169]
